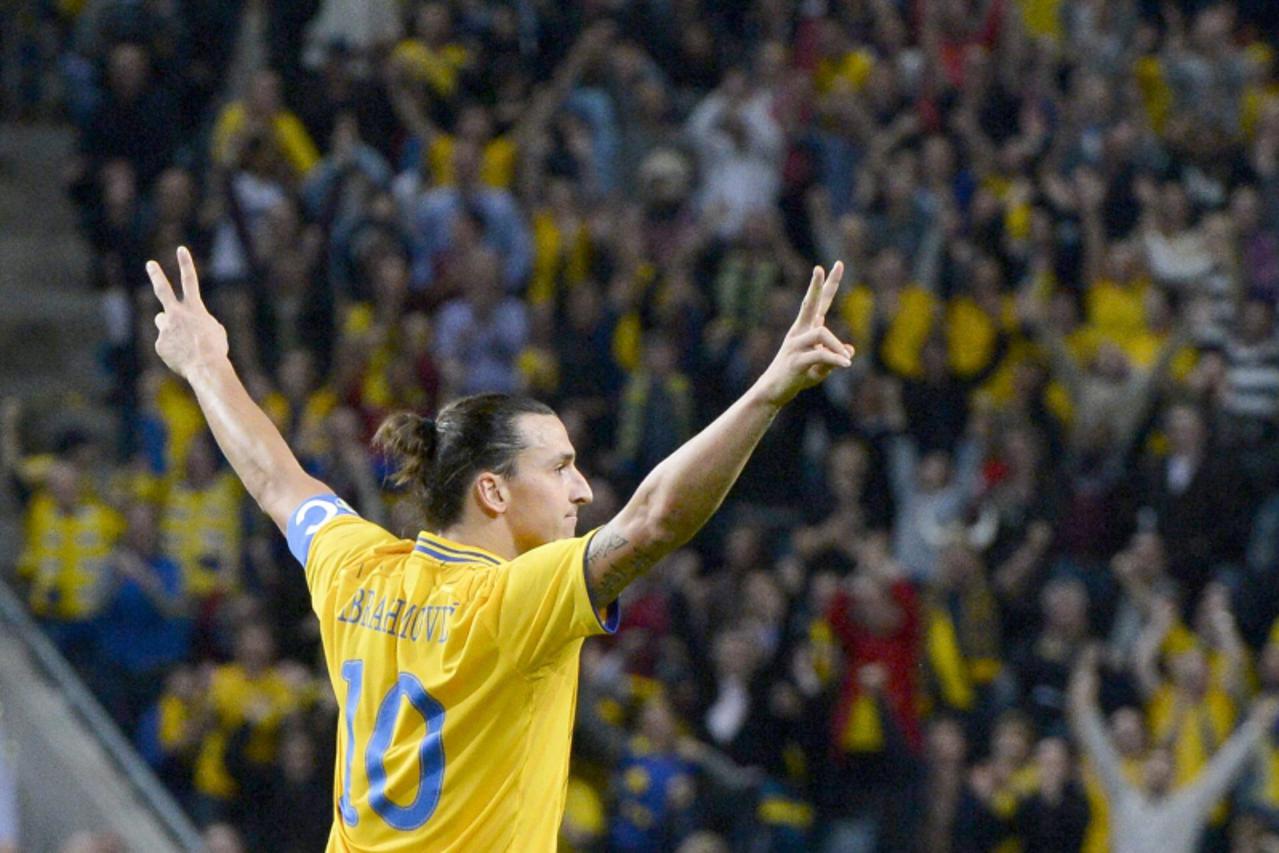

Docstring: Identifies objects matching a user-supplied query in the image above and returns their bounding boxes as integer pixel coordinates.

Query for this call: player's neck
[438,518,520,561]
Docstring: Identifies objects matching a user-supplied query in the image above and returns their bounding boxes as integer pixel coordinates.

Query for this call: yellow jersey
[160,472,245,599]
[288,495,619,852]
[428,134,517,189]
[194,662,302,800]
[211,102,320,177]
[18,492,123,620]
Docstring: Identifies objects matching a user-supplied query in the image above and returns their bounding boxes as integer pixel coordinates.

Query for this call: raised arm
[1174,698,1279,818]
[147,247,329,533]
[1035,320,1085,404]
[386,67,440,150]
[1076,168,1108,289]
[1068,650,1132,803]
[1112,324,1191,460]
[1131,596,1175,701]
[585,263,856,607]
[512,22,614,147]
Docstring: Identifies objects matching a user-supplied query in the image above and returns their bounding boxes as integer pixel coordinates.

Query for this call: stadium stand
[0,575,198,849]
[7,0,1279,851]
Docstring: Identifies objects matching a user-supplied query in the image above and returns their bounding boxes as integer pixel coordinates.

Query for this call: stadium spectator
[136,664,206,803]
[686,68,785,240]
[15,457,122,666]
[1012,577,1091,734]
[1220,294,1279,452]
[918,716,969,853]
[206,133,293,291]
[190,622,309,824]
[823,536,923,849]
[158,432,245,607]
[408,139,533,292]
[923,541,1004,719]
[225,723,331,852]
[953,709,1036,852]
[1070,649,1278,853]
[1132,600,1242,789]
[75,41,179,192]
[211,69,319,180]
[1008,736,1092,852]
[94,501,192,732]
[300,111,394,225]
[609,695,699,851]
[432,247,529,396]
[144,166,208,268]
[885,405,986,583]
[613,331,696,483]
[1106,531,1171,667]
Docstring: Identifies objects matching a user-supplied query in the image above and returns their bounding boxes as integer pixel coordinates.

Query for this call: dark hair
[373,393,555,530]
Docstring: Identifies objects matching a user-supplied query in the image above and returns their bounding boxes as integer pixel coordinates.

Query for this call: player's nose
[569,467,593,505]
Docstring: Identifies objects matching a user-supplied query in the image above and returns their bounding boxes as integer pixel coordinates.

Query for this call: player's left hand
[756,261,856,407]
[147,246,229,381]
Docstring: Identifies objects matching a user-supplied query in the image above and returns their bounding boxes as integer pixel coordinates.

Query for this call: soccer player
[147,246,854,850]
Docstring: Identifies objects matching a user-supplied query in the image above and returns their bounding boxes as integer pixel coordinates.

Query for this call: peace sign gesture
[756,262,856,407]
[147,247,228,381]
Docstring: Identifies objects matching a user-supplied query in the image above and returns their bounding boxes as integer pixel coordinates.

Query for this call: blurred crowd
[9,0,1279,850]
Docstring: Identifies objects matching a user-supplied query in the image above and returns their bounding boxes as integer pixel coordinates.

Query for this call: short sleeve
[497,531,620,673]
[286,494,397,603]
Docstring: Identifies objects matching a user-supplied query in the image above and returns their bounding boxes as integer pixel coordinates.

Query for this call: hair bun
[371,411,438,490]
[417,416,438,460]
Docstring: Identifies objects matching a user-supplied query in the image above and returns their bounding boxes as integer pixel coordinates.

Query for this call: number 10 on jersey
[339,659,447,830]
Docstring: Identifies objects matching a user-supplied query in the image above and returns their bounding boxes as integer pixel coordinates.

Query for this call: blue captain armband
[287,494,358,566]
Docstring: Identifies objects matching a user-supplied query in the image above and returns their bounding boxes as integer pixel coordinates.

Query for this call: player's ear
[474,471,509,517]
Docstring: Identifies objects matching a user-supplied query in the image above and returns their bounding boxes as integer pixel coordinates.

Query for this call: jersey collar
[413,531,504,566]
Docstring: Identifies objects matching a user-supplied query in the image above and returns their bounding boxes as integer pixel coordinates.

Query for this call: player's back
[288,496,618,852]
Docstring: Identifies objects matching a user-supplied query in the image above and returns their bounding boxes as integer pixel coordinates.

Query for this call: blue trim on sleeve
[287,494,358,566]
[599,598,620,634]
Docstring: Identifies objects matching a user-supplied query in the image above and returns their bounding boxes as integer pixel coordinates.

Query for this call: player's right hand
[147,246,229,381]
[755,261,856,408]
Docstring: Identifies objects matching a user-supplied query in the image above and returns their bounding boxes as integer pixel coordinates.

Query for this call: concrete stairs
[0,121,108,556]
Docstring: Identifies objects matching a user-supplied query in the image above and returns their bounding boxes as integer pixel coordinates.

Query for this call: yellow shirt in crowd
[427,134,517,189]
[194,662,302,799]
[160,472,245,599]
[211,103,321,177]
[18,492,123,620]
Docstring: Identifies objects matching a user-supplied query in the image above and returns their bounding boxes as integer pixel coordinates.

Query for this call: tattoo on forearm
[587,530,629,562]
[586,526,664,605]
